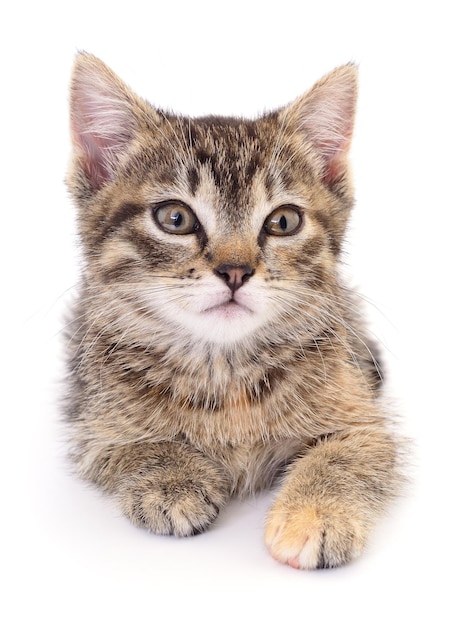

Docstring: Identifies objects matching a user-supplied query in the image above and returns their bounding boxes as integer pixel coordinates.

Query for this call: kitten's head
[68,53,357,347]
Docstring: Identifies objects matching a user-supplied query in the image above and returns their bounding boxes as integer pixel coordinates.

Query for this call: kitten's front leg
[87,441,230,536]
[265,427,399,569]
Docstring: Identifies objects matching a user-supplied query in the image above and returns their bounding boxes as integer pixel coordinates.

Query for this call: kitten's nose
[214,263,254,292]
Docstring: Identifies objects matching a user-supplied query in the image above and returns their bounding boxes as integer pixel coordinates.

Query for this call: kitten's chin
[177,302,264,345]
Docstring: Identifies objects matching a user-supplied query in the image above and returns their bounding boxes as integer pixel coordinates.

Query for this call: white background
[2,1,463,624]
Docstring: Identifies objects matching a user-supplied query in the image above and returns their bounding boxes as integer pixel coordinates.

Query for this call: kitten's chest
[96,339,336,445]
[157,350,318,445]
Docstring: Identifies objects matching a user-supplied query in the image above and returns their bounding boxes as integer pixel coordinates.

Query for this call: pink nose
[214,263,254,292]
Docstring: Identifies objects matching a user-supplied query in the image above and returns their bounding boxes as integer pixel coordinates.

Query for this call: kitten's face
[68,55,357,347]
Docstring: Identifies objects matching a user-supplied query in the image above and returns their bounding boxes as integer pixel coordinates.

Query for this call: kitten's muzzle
[214,263,254,293]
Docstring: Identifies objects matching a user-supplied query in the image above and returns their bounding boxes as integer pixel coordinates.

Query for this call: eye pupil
[279,215,287,231]
[172,212,183,228]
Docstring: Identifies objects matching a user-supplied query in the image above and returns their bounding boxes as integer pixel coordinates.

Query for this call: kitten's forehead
[188,116,266,193]
[167,113,295,225]
[142,115,270,231]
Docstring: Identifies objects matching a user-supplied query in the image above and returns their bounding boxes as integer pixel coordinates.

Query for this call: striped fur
[65,53,402,569]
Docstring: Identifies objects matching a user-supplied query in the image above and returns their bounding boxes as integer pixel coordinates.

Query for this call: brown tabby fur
[65,52,402,569]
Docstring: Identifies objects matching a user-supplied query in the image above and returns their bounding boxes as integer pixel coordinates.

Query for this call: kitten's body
[66,54,401,568]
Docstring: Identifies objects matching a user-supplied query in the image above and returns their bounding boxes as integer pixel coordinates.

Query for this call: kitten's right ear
[284,64,358,187]
[69,52,143,190]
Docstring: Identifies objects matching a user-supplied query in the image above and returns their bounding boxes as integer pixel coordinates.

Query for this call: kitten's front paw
[265,502,366,569]
[115,445,229,537]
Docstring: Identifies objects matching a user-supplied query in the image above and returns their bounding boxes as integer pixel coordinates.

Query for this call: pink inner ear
[322,153,349,186]
[71,118,116,188]
[319,110,354,185]
[70,63,134,190]
[297,67,357,185]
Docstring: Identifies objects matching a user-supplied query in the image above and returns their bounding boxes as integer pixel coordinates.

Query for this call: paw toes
[265,505,323,569]
[287,556,301,569]
[265,504,365,570]
[119,481,225,537]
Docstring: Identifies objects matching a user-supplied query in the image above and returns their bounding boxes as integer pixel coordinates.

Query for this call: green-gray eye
[153,202,199,235]
[264,206,302,236]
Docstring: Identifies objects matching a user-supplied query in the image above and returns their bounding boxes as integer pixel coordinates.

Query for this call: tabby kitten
[65,52,401,569]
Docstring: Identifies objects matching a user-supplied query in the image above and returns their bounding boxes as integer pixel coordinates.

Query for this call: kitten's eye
[263,206,302,236]
[153,202,199,235]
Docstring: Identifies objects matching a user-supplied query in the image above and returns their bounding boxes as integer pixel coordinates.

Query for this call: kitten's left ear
[286,64,358,186]
[69,52,149,191]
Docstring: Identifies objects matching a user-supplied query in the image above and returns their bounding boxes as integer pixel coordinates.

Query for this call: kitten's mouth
[204,298,252,317]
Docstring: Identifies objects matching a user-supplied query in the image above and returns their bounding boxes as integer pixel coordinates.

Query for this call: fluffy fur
[65,52,402,569]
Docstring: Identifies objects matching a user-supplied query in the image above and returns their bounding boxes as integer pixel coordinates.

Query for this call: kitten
[65,52,401,569]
